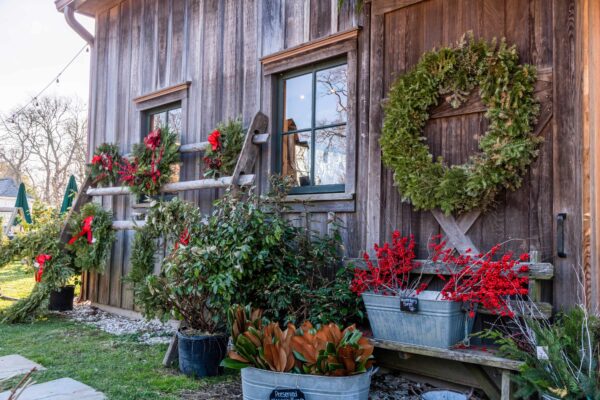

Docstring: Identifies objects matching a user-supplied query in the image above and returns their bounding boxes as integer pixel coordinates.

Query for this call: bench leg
[501,370,512,400]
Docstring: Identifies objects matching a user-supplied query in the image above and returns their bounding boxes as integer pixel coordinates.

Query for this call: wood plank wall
[85,0,364,310]
[85,0,582,310]
[369,0,581,309]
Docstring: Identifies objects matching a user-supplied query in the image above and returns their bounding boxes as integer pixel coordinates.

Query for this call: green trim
[275,57,348,194]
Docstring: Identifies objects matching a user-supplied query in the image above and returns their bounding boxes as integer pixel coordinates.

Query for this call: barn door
[366,0,581,309]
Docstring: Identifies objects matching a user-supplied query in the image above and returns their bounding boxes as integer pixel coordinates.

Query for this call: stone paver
[0,355,45,380]
[0,377,105,400]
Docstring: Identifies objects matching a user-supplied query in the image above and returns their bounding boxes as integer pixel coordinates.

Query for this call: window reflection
[279,60,347,192]
[314,126,346,185]
[283,73,312,131]
[147,105,182,184]
[315,64,348,127]
[282,131,311,187]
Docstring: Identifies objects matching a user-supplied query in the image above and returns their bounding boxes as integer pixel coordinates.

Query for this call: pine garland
[381,33,541,214]
[88,143,123,187]
[66,203,115,273]
[203,118,245,178]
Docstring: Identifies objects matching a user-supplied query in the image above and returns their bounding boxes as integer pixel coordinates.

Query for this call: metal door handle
[557,213,566,258]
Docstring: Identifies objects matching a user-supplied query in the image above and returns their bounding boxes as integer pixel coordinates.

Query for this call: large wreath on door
[381,33,542,214]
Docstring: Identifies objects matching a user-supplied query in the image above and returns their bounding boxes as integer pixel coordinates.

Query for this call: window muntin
[279,59,348,194]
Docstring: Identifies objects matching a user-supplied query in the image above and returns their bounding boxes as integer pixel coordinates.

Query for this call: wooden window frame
[262,29,359,212]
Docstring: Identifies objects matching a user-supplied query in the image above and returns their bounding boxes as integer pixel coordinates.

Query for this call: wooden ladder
[59,111,268,238]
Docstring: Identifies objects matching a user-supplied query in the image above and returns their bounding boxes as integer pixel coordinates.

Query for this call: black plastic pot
[177,331,228,378]
[48,286,75,311]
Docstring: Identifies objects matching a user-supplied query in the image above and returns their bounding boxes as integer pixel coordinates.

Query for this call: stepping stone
[0,355,45,380]
[0,377,105,399]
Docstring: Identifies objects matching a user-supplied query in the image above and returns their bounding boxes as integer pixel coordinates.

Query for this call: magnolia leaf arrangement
[381,33,541,214]
[222,305,374,376]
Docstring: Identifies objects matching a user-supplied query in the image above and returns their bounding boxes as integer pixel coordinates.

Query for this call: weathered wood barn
[56,0,600,377]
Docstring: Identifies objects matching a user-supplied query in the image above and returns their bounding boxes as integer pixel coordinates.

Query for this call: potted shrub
[222,305,375,399]
[141,244,231,377]
[351,232,529,348]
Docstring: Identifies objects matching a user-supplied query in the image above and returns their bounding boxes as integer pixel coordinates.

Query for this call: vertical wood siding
[86,0,363,309]
[86,0,580,310]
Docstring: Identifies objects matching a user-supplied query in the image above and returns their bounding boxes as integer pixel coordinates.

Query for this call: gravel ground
[60,301,176,344]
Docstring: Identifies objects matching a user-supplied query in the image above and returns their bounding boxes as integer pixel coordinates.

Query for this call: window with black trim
[277,58,348,194]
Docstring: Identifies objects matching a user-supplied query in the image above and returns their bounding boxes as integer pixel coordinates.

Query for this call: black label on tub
[400,297,419,313]
[270,389,305,400]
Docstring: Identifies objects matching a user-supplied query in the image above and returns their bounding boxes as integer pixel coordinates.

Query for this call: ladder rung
[87,174,255,196]
[112,220,146,230]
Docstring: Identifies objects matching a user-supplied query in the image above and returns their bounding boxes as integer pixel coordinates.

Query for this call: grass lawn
[0,263,238,399]
[0,262,34,309]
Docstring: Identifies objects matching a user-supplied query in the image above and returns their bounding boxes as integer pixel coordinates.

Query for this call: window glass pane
[281,131,311,187]
[283,73,312,132]
[315,64,347,127]
[150,111,167,131]
[314,125,346,185]
[167,108,182,136]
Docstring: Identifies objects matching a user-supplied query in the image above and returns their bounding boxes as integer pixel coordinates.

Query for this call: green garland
[203,118,245,178]
[381,34,541,214]
[88,143,123,187]
[119,128,180,196]
[66,203,115,273]
[126,198,203,297]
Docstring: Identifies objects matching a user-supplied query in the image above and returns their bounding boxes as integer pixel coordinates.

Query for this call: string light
[6,44,89,122]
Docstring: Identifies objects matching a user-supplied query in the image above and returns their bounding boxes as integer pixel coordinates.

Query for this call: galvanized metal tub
[362,291,467,348]
[240,367,373,400]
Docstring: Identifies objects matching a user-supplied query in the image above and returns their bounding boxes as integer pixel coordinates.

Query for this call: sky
[0,0,94,116]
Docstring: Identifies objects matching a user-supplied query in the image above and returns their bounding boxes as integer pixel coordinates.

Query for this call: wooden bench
[346,257,554,400]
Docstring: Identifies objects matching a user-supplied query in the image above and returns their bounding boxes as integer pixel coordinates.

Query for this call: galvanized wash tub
[240,367,373,400]
[362,291,468,348]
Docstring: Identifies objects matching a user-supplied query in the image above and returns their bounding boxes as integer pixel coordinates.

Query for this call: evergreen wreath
[66,202,116,273]
[381,33,541,214]
[126,198,202,297]
[203,118,245,178]
[119,128,180,196]
[89,143,123,187]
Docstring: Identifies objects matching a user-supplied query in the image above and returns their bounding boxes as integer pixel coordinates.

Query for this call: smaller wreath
[119,128,180,196]
[126,198,202,297]
[89,143,123,187]
[67,202,115,273]
[203,118,245,178]
[381,34,542,214]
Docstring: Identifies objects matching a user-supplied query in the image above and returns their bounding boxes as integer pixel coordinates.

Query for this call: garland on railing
[380,33,541,214]
[0,203,115,322]
[203,118,245,178]
[66,203,115,273]
[89,143,123,187]
[119,128,180,196]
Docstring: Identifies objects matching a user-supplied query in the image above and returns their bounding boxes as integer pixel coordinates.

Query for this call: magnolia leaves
[381,33,541,214]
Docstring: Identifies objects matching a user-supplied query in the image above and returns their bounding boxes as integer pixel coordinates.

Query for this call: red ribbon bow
[35,254,52,282]
[68,216,94,245]
[207,130,221,151]
[144,129,162,150]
